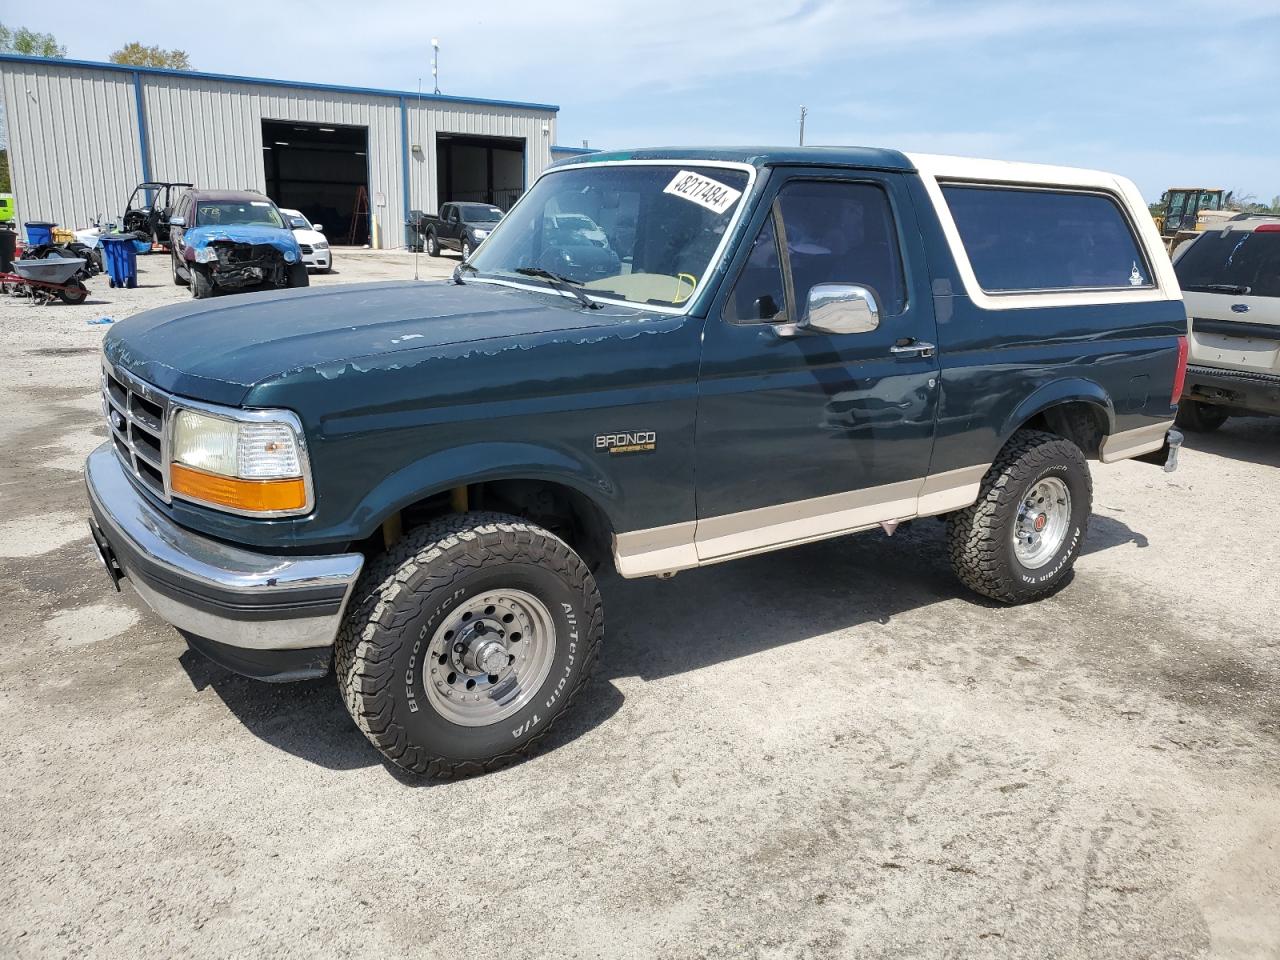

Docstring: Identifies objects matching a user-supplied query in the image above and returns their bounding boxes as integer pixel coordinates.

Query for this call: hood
[291,228,327,246]
[185,223,299,254]
[103,280,643,406]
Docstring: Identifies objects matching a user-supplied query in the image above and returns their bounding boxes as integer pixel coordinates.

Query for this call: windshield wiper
[514,266,600,310]
[1183,282,1251,295]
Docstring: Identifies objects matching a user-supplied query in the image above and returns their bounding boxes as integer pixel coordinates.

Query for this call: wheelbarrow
[0,256,89,303]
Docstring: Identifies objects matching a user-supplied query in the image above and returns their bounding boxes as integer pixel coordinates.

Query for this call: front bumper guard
[85,444,364,668]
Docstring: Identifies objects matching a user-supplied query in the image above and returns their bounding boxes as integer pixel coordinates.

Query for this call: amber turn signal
[170,463,307,513]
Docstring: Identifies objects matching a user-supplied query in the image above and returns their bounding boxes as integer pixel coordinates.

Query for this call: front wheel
[58,281,88,305]
[461,240,472,260]
[946,430,1092,604]
[335,513,603,776]
[190,267,214,299]
[426,232,440,257]
[1175,399,1229,433]
[171,251,187,286]
[286,261,309,288]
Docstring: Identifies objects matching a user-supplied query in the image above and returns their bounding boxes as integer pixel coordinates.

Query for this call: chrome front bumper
[85,443,364,666]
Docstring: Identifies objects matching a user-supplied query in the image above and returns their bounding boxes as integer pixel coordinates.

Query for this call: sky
[6,0,1279,202]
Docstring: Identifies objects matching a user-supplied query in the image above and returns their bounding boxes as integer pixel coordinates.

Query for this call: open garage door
[436,134,525,212]
[263,120,369,246]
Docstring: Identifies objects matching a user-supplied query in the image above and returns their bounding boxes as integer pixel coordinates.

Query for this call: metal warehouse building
[0,54,570,248]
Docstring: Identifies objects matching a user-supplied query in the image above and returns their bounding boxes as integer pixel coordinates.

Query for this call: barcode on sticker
[663,170,742,215]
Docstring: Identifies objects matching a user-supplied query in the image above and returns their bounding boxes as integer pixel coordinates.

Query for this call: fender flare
[346,440,621,541]
[998,378,1116,447]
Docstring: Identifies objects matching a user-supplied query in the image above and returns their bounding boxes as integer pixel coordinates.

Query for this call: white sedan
[281,208,332,272]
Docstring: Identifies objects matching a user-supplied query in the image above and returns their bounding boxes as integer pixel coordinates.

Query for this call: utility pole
[432,38,440,95]
[798,105,807,146]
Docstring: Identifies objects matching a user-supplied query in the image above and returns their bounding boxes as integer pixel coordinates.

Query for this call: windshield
[286,211,314,230]
[460,205,503,223]
[1175,229,1280,298]
[195,201,285,229]
[466,164,751,308]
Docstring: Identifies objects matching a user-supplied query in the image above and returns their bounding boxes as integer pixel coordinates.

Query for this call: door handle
[889,339,936,359]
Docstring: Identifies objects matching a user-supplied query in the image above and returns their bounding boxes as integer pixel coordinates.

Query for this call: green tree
[109,42,192,70]
[1270,195,1280,214]
[0,23,67,57]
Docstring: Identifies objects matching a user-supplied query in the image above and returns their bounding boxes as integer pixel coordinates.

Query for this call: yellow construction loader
[1153,187,1235,250]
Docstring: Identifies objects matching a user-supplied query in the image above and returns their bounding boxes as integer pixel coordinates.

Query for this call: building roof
[0,53,559,114]
[555,146,915,171]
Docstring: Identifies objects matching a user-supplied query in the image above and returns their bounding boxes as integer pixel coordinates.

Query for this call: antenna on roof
[432,38,440,95]
[798,105,807,146]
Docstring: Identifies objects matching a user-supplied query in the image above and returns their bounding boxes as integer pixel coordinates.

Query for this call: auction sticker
[663,170,742,215]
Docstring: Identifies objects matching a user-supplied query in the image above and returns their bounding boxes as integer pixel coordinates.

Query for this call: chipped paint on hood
[102,279,649,405]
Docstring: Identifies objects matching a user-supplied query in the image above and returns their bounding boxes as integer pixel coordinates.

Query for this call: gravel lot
[0,251,1276,959]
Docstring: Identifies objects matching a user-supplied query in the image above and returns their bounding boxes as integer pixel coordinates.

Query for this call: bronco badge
[595,431,657,455]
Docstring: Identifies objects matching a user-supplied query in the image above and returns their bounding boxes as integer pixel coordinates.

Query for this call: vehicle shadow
[180,509,1146,775]
[178,647,626,782]
[1182,416,1280,469]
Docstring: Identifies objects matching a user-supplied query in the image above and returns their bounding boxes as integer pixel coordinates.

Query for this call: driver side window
[726,179,908,324]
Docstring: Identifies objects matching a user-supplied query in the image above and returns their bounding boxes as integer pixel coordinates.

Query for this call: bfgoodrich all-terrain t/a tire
[335,513,603,776]
[946,429,1093,604]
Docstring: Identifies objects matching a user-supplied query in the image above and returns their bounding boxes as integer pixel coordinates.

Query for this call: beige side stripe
[1099,421,1172,463]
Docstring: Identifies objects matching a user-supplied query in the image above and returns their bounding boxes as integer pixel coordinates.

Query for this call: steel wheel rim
[1013,476,1072,569]
[422,589,557,727]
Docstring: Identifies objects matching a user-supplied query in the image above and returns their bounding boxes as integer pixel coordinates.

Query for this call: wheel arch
[352,441,620,569]
[999,379,1116,458]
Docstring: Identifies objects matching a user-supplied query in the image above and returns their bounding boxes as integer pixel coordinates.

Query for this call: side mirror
[313,223,324,232]
[799,283,879,335]
[168,216,186,228]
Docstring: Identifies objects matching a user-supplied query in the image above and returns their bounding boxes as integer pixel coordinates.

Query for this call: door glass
[776,181,907,316]
[725,217,787,322]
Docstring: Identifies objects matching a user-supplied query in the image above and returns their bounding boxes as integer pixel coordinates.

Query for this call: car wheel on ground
[946,429,1092,604]
[190,267,214,299]
[461,240,472,260]
[426,233,440,257]
[171,251,187,286]
[287,262,309,289]
[1175,399,1229,433]
[334,512,603,776]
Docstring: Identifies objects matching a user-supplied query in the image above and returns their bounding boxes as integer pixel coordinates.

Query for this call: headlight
[284,249,298,263]
[193,247,219,264]
[314,240,329,250]
[169,406,311,515]
[473,229,490,239]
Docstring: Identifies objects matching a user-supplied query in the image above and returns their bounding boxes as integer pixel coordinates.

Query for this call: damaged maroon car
[167,189,309,299]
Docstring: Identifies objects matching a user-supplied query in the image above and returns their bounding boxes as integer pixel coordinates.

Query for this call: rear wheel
[947,430,1092,604]
[335,513,603,776]
[1175,399,1229,433]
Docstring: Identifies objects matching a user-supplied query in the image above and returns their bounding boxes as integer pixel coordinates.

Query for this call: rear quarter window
[942,185,1153,293]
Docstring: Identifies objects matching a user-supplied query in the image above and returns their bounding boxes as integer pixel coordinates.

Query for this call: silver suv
[1173,216,1280,430]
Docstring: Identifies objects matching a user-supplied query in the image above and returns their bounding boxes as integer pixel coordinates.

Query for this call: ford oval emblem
[1231,303,1249,313]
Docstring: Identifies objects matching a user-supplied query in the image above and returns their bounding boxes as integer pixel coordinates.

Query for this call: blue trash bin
[24,221,56,246]
[99,235,139,289]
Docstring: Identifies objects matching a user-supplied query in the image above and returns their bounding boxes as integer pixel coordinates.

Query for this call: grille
[218,243,279,265]
[102,367,170,501]
[299,243,313,254]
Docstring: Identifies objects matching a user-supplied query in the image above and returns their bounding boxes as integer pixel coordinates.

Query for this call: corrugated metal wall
[405,99,556,219]
[142,77,405,245]
[0,61,143,229]
[0,58,557,248]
